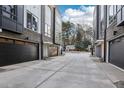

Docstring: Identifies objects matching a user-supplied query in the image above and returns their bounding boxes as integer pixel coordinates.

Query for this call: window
[2,5,17,20]
[55,13,62,44]
[47,26,51,37]
[100,6,104,21]
[45,24,51,37]
[45,6,52,37]
[109,5,117,24]
[32,16,38,31]
[117,6,123,25]
[45,24,48,36]
[27,13,32,29]
[109,5,114,20]
[113,5,117,15]
[27,12,38,31]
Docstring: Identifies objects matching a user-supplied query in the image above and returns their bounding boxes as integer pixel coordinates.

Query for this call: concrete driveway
[0,52,116,88]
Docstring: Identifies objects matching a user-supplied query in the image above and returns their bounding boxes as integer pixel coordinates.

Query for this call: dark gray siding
[17,5,24,33]
[0,5,23,33]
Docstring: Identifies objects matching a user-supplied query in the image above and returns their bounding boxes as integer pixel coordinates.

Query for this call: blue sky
[58,5,81,14]
[58,5,94,15]
[57,5,95,26]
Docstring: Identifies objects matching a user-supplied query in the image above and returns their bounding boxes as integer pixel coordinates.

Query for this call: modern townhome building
[0,5,62,66]
[0,5,42,66]
[53,6,62,56]
[24,5,42,59]
[93,5,107,61]
[106,5,124,69]
[93,5,124,69]
[41,5,62,58]
[41,5,54,58]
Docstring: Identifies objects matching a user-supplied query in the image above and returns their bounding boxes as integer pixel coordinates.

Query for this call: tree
[75,24,92,51]
[62,21,93,51]
[62,21,76,45]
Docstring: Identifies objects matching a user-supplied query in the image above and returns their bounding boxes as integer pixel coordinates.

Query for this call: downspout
[40,5,44,59]
[53,7,55,44]
[103,6,107,62]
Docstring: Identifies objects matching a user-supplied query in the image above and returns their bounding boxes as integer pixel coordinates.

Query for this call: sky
[57,5,95,27]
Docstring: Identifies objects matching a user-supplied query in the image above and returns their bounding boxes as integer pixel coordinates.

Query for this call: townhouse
[53,6,62,55]
[0,5,41,66]
[93,5,106,61]
[41,5,62,58]
[93,5,124,69]
[0,5,62,66]
[41,5,53,58]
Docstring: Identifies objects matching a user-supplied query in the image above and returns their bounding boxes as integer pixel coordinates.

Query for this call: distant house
[66,45,75,51]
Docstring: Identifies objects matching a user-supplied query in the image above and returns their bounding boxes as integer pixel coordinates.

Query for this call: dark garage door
[0,42,39,66]
[109,37,124,69]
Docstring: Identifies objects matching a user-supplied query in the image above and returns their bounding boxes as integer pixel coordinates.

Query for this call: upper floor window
[113,5,117,15]
[117,6,123,25]
[45,6,52,37]
[100,6,104,21]
[45,24,51,37]
[27,11,38,31]
[109,5,117,24]
[2,5,17,20]
[109,6,114,20]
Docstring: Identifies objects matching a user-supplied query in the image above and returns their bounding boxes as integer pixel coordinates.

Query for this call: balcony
[117,6,124,26]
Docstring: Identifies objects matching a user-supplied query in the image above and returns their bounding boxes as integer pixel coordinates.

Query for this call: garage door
[49,46,58,57]
[0,38,39,66]
[109,37,124,69]
[95,45,101,58]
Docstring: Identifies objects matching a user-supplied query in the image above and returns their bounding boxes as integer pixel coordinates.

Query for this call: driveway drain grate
[114,81,124,88]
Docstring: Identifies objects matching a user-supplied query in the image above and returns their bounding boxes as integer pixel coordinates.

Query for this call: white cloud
[62,6,94,27]
[65,8,84,17]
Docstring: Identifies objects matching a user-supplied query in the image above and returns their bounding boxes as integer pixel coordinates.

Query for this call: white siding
[24,5,41,33]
